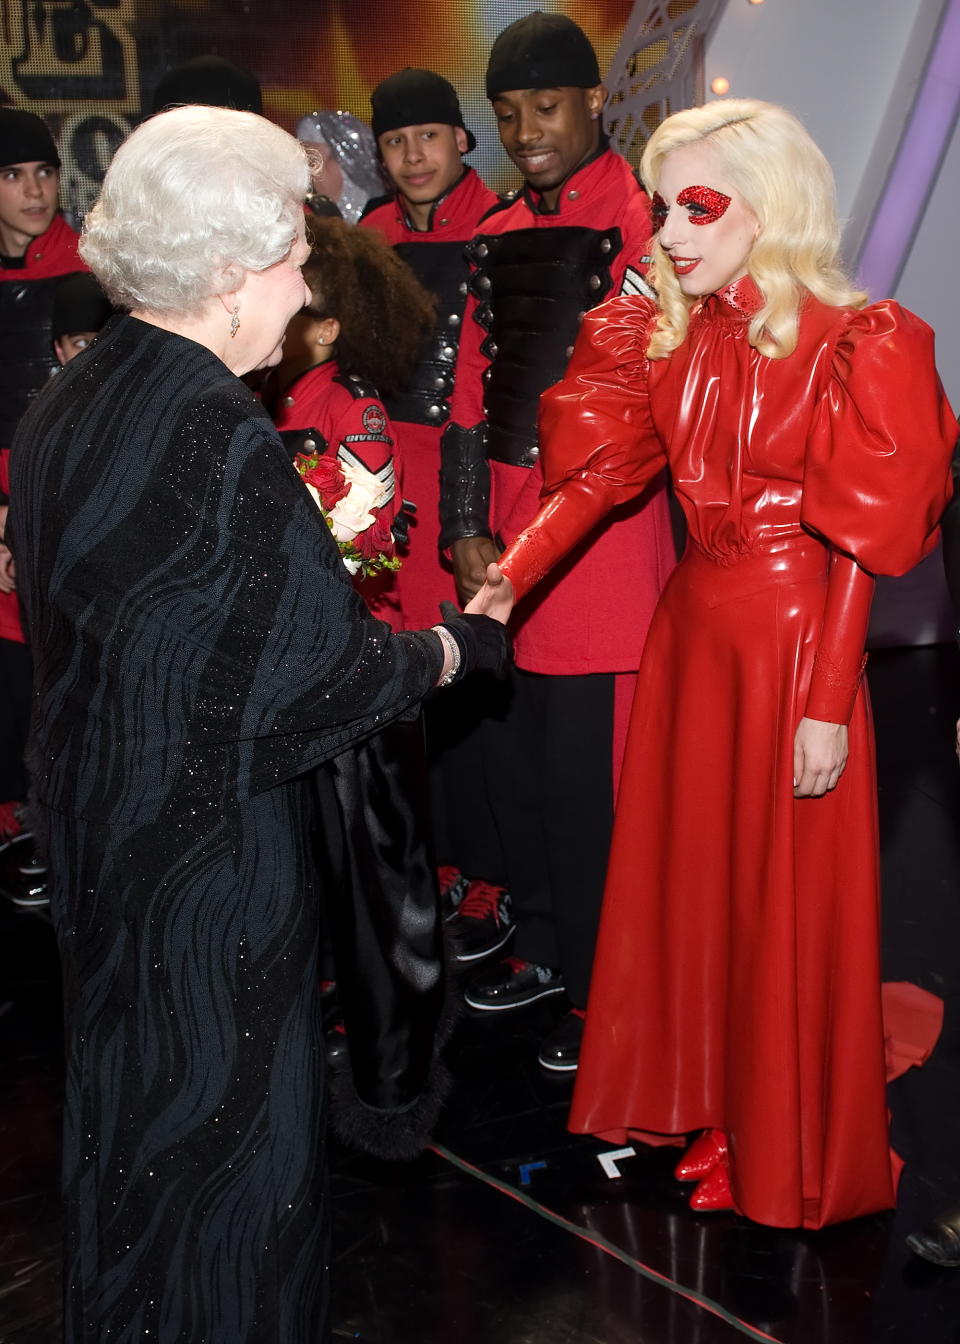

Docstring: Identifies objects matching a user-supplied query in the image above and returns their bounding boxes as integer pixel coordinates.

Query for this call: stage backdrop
[0,0,634,223]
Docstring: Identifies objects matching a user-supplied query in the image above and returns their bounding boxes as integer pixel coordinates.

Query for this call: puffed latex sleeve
[801,302,956,722]
[803,301,956,578]
[499,297,668,600]
[803,550,874,724]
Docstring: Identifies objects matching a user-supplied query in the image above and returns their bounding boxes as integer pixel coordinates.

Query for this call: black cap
[485,11,601,98]
[52,272,114,340]
[0,108,59,170]
[371,68,476,152]
[151,56,262,115]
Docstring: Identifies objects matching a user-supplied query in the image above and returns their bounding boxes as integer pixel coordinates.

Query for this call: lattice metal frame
[603,0,728,167]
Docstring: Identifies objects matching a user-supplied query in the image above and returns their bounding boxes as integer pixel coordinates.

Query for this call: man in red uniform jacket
[440,12,676,1070]
[0,108,85,842]
[361,70,506,910]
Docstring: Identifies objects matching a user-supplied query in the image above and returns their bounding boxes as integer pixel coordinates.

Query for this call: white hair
[80,105,311,314]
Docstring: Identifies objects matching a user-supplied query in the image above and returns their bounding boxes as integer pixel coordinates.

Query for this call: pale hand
[793,716,848,798]
[465,562,515,626]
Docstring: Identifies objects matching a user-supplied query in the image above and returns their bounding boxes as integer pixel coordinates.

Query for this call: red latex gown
[499,278,956,1228]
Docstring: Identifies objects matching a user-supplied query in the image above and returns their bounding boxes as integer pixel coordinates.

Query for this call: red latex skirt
[569,536,898,1228]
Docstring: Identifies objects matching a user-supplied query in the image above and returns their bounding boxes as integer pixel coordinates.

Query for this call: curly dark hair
[302,217,437,397]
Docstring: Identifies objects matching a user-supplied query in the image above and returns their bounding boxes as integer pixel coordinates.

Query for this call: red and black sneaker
[464,956,565,1011]
[448,880,513,962]
[325,1020,348,1065]
[0,800,24,842]
[438,865,470,921]
[537,1007,585,1071]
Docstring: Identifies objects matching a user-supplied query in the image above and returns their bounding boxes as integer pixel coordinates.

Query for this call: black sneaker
[449,881,513,962]
[9,880,50,910]
[438,865,470,921]
[17,849,47,877]
[537,1009,585,1072]
[906,1203,960,1266]
[325,1021,348,1065]
[464,957,564,1011]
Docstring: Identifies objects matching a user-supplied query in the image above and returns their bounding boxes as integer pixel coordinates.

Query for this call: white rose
[327,463,380,542]
[341,555,362,575]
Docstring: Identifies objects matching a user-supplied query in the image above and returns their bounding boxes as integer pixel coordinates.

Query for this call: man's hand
[465,563,515,625]
[793,716,848,797]
[451,535,501,605]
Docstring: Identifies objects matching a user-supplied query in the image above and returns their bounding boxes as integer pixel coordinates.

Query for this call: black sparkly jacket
[9,314,455,1152]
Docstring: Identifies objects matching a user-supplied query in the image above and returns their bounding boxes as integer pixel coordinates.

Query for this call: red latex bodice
[500,278,956,717]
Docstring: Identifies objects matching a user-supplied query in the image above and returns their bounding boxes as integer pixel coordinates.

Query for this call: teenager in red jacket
[272,217,436,628]
[361,70,507,927]
[0,108,85,841]
[440,13,676,1071]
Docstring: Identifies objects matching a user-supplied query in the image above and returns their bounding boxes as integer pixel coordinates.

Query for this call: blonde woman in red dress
[473,99,957,1228]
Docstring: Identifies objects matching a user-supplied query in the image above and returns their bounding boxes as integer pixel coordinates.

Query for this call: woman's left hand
[793,716,848,797]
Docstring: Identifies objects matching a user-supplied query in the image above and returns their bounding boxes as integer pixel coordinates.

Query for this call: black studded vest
[384,241,470,429]
[466,226,622,468]
[0,275,59,451]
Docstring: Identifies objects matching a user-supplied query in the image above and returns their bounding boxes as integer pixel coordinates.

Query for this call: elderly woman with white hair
[8,105,511,1341]
[473,99,955,1229]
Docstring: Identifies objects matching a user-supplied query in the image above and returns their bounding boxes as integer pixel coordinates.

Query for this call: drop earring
[230,304,240,338]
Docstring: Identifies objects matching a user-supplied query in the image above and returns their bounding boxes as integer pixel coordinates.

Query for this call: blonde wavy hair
[640,99,866,360]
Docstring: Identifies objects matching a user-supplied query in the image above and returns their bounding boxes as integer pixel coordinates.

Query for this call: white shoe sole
[452,923,515,963]
[464,982,566,1011]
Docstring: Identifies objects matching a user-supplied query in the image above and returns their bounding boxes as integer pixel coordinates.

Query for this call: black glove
[438,610,512,681]
[392,498,417,549]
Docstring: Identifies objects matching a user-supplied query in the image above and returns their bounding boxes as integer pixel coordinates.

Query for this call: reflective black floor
[3,645,960,1343]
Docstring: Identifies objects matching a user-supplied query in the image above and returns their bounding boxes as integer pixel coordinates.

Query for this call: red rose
[296,452,349,508]
[356,513,395,559]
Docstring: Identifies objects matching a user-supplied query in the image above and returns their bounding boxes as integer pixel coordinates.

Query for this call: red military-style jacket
[1,213,87,644]
[274,358,403,629]
[360,167,498,631]
[444,146,676,675]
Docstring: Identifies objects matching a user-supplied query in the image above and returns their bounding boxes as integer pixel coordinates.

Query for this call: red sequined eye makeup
[676,184,731,225]
[651,192,668,230]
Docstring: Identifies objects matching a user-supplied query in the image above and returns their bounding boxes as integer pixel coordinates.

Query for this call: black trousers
[425,675,506,885]
[479,667,616,1008]
[0,635,31,803]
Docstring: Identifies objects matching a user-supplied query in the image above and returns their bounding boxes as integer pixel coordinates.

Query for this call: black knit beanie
[0,109,59,169]
[151,56,262,115]
[485,11,601,98]
[371,68,475,152]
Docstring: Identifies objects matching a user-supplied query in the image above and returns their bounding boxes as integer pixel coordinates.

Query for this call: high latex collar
[713,274,763,317]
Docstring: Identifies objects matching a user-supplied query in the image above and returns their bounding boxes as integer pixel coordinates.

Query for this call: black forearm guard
[439,421,492,548]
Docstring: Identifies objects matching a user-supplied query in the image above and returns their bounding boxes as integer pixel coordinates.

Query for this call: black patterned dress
[9,315,445,1342]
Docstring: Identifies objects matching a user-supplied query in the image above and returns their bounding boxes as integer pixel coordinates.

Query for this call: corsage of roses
[294,448,401,578]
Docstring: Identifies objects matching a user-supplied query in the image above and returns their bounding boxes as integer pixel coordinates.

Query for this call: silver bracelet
[431,624,461,687]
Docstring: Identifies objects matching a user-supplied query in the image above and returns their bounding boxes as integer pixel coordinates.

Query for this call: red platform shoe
[689,1160,736,1212]
[674,1128,728,1182]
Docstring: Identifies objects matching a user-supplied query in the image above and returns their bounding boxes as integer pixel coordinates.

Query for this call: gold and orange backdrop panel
[0,0,633,220]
